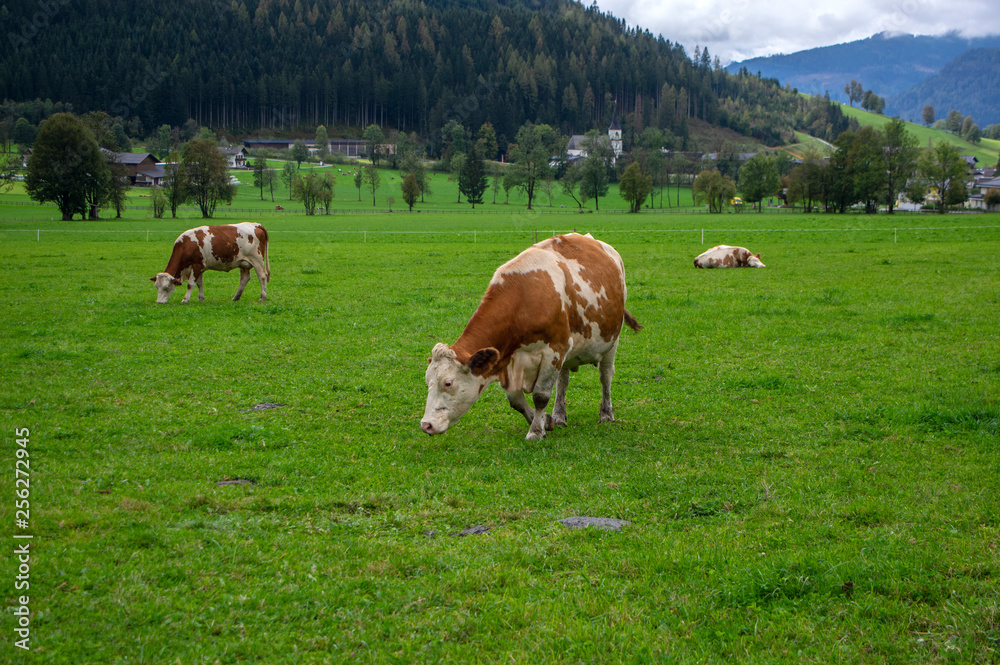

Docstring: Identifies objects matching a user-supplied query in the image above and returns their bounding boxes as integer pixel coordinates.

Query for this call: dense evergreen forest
[1,0,852,151]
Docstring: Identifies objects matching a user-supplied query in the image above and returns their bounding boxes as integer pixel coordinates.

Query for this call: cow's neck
[450,295,522,384]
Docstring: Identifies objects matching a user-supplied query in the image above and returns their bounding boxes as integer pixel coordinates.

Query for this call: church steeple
[608,101,623,161]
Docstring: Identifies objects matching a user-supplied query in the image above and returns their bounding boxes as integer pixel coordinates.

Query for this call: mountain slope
[0,0,812,149]
[887,48,1000,126]
[727,32,1000,102]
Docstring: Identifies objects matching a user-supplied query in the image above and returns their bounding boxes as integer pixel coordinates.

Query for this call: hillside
[728,32,1000,102]
[0,0,845,152]
[837,102,1000,166]
[887,48,1000,126]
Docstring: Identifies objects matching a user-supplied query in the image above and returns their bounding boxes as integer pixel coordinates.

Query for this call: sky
[595,0,1000,64]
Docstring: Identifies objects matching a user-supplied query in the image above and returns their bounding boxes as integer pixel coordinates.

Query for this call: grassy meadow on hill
[839,103,1000,165]
[2,204,999,662]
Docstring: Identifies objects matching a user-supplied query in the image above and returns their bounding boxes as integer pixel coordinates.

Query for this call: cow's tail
[623,309,642,332]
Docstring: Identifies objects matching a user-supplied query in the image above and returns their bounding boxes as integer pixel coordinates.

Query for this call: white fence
[3,225,1000,244]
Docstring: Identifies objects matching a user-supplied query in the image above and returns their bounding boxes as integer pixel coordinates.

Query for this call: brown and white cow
[151,222,270,303]
[693,245,765,269]
[422,232,641,440]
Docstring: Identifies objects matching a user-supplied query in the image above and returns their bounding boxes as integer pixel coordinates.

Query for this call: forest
[1,0,854,152]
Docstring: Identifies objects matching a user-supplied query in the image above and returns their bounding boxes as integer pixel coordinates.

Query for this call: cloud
[596,0,1000,63]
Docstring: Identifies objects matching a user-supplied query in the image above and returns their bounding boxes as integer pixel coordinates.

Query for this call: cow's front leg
[526,366,560,440]
[181,272,196,303]
[233,267,251,301]
[506,390,535,426]
[551,367,571,427]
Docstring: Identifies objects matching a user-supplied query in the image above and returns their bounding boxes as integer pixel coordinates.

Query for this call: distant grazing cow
[422,232,641,440]
[151,223,270,304]
[693,245,765,268]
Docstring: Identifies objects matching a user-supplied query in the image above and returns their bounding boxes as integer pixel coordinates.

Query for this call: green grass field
[2,208,999,663]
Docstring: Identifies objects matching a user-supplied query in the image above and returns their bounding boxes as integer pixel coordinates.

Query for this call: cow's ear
[755,253,761,259]
[468,347,500,377]
[149,276,156,282]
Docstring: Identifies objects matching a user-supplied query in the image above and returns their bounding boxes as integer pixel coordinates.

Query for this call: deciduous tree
[25,113,107,220]
[692,169,735,213]
[182,138,235,218]
[401,172,420,211]
[618,162,653,213]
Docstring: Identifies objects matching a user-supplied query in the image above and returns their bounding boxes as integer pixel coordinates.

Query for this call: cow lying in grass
[422,232,641,440]
[694,245,765,268]
[151,223,270,303]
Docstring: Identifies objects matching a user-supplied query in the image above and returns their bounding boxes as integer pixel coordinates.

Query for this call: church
[565,103,624,164]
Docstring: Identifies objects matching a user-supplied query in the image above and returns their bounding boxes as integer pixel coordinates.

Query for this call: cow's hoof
[258,297,267,303]
[553,415,568,428]
[599,412,616,423]
[525,429,546,441]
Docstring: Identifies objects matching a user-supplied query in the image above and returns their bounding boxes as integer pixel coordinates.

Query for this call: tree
[738,154,779,211]
[363,124,387,165]
[844,80,864,107]
[162,161,187,218]
[692,169,736,213]
[398,145,430,203]
[401,172,420,211]
[0,151,19,196]
[252,157,269,200]
[560,162,589,212]
[831,126,885,214]
[881,118,919,214]
[363,162,381,206]
[945,109,963,133]
[315,125,329,161]
[181,138,235,218]
[579,130,612,210]
[507,122,562,210]
[291,171,323,215]
[319,172,335,214]
[13,118,36,147]
[786,150,825,213]
[458,142,487,208]
[25,113,107,220]
[477,122,499,162]
[861,90,885,114]
[618,162,653,213]
[105,151,130,218]
[918,141,969,213]
[282,161,297,200]
[291,139,309,168]
[450,153,466,202]
[922,105,935,127]
[151,186,167,218]
[353,168,363,201]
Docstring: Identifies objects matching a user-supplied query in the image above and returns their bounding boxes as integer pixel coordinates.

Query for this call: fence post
[37,229,40,242]
[701,229,704,244]
[894,228,897,243]
[364,230,367,243]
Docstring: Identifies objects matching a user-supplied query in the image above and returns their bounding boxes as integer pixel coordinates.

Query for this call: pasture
[2,210,999,663]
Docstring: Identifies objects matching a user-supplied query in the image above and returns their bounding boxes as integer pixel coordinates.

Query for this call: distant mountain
[727,32,1000,102]
[888,48,1000,126]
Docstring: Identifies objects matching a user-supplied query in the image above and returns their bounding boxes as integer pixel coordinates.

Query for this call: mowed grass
[2,212,999,663]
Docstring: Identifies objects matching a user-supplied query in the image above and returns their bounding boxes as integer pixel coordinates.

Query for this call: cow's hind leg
[255,264,268,302]
[233,267,251,301]
[598,347,618,423]
[551,367,571,427]
[195,272,206,302]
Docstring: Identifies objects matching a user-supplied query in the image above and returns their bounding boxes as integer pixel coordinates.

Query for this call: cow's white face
[421,344,495,435]
[151,272,182,303]
[748,254,766,268]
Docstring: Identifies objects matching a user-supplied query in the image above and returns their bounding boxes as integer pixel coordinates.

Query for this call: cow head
[150,272,183,303]
[748,253,766,268]
[421,343,499,435]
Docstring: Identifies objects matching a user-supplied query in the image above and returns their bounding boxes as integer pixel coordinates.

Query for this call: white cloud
[595,0,1000,63]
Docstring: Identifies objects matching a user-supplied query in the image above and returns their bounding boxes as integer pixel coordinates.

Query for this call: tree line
[2,0,858,157]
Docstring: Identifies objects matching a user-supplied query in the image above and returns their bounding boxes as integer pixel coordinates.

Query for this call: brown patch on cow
[722,252,735,267]
[194,228,207,246]
[163,233,205,278]
[450,234,627,386]
[254,224,268,247]
[208,224,240,263]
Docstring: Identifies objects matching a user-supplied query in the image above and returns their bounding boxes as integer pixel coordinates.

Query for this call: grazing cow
[151,223,270,304]
[693,245,765,268]
[422,232,641,440]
